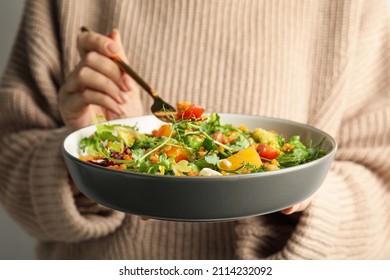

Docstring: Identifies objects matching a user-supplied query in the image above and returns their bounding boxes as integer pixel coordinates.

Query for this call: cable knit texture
[0,0,389,259]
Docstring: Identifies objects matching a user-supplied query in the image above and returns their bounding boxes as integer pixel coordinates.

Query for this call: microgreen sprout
[79,112,327,175]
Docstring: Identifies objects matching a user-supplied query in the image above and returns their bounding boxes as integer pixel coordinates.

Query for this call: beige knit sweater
[0,0,389,259]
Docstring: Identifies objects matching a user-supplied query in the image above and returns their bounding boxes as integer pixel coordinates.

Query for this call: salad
[79,102,326,176]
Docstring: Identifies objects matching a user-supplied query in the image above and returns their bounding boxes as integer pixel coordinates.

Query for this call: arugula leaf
[79,112,328,176]
[203,138,217,151]
[193,153,220,169]
[79,136,95,152]
[131,149,145,162]
[277,136,309,167]
[185,135,204,149]
[306,138,327,162]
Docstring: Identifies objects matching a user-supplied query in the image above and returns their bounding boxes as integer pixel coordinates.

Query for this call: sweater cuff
[30,127,125,242]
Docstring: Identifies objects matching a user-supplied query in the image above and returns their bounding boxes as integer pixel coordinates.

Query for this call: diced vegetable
[199,168,223,176]
[256,143,279,160]
[163,145,189,163]
[218,147,262,172]
[176,101,205,120]
[79,107,326,176]
[277,136,309,166]
[117,127,140,147]
[251,128,284,149]
[151,124,172,138]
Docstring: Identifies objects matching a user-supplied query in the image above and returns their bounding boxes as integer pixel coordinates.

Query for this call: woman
[0,0,389,259]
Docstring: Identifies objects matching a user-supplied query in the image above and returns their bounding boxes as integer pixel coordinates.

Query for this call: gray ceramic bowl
[62,114,337,222]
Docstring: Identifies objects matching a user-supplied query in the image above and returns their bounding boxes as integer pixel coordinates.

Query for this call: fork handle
[112,57,158,98]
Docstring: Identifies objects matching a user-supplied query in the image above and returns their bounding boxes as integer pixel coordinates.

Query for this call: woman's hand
[59,29,143,132]
[281,195,313,215]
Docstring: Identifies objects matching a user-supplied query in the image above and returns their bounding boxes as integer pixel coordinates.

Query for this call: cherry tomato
[177,102,205,120]
[256,144,279,160]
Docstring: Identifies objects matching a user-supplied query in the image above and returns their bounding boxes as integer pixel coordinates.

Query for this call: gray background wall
[0,0,390,260]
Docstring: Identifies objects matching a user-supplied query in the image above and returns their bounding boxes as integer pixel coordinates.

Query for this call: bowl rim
[62,113,338,180]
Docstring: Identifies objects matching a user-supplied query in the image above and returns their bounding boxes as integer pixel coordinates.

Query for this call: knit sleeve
[236,0,390,259]
[0,0,125,242]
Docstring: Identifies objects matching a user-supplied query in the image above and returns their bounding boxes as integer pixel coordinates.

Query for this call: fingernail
[282,205,298,215]
[109,28,119,39]
[281,207,294,215]
[107,42,119,53]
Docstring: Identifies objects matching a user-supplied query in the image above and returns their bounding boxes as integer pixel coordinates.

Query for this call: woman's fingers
[60,87,123,129]
[106,29,144,117]
[69,64,124,104]
[77,30,119,58]
[281,196,313,215]
[60,28,144,131]
[59,61,125,130]
[83,51,131,92]
[108,29,129,63]
[78,29,137,93]
[107,29,140,93]
[80,89,124,115]
[83,51,122,82]
[60,85,123,117]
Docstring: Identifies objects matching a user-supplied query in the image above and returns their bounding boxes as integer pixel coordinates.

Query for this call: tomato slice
[256,144,279,160]
[177,102,205,120]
